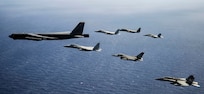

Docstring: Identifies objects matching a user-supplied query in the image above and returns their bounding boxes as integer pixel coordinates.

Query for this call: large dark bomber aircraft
[9,22,89,41]
[156,75,200,87]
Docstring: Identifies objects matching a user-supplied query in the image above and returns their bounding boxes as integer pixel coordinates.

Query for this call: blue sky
[1,0,204,23]
[1,0,204,14]
[1,0,204,30]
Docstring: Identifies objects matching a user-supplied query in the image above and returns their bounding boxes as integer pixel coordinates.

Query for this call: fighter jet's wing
[176,80,189,86]
[64,44,80,48]
[64,44,94,51]
[95,30,105,33]
[156,76,200,87]
[176,78,200,87]
[27,33,57,40]
[78,46,93,51]
[95,30,116,35]
[144,34,154,36]
[112,53,136,60]
[156,77,179,82]
[144,34,158,38]
[112,53,126,57]
[192,82,200,87]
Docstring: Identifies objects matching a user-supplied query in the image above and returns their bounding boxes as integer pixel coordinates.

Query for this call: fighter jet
[9,22,89,41]
[112,52,144,61]
[144,33,163,38]
[156,75,200,87]
[119,27,141,33]
[95,29,120,35]
[64,43,101,51]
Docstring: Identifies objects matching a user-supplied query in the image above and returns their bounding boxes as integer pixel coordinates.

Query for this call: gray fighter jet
[156,75,200,87]
[95,29,120,35]
[64,43,101,51]
[144,33,163,38]
[119,27,141,33]
[9,22,89,41]
[112,52,144,61]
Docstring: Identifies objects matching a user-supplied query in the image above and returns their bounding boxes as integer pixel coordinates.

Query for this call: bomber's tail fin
[137,27,141,33]
[115,29,120,34]
[136,52,144,59]
[186,75,195,85]
[93,43,100,51]
[70,22,85,35]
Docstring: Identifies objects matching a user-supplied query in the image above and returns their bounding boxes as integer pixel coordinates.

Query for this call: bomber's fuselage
[9,33,89,40]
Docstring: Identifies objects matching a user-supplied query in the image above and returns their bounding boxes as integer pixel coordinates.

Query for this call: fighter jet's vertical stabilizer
[186,75,195,85]
[137,28,141,33]
[93,43,100,51]
[115,29,120,35]
[136,52,144,59]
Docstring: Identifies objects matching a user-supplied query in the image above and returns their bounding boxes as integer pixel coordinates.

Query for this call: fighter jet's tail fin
[136,52,144,59]
[137,28,141,33]
[158,33,162,37]
[186,75,195,85]
[70,22,85,35]
[115,29,120,34]
[93,43,100,51]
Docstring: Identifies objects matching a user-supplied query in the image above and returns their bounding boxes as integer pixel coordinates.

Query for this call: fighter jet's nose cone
[9,34,13,38]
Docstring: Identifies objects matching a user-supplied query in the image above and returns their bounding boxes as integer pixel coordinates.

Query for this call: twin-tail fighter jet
[156,75,200,87]
[144,33,163,38]
[112,52,144,62]
[64,43,101,51]
[119,27,141,33]
[9,22,89,41]
[95,29,120,35]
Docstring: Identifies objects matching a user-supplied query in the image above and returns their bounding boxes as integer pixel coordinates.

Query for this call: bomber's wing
[27,33,57,40]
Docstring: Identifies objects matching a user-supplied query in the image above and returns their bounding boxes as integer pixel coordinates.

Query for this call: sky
[1,0,204,14]
[1,0,204,33]
[1,0,204,25]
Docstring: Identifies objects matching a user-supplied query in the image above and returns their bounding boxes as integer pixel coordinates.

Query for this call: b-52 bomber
[144,33,163,38]
[9,22,89,41]
[119,27,141,33]
[156,75,200,87]
[64,43,101,51]
[112,52,144,61]
[95,29,120,35]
